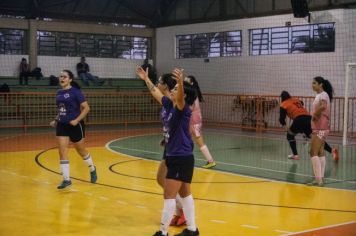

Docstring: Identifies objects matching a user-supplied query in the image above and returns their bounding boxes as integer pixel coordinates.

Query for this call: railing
[0,92,355,141]
[202,94,355,139]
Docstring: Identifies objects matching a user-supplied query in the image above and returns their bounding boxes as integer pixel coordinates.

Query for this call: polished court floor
[0,127,355,236]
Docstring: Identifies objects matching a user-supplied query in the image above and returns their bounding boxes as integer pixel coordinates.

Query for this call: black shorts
[56,120,85,143]
[165,155,194,183]
[290,115,312,136]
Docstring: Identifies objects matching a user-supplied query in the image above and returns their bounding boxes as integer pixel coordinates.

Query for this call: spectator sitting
[31,67,43,80]
[141,59,157,85]
[76,56,103,86]
[19,58,30,85]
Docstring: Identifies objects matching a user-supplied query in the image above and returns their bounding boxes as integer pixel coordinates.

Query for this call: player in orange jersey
[279,91,339,161]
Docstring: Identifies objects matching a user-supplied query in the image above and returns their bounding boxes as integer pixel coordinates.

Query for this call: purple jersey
[162,96,193,156]
[161,96,170,143]
[56,87,86,124]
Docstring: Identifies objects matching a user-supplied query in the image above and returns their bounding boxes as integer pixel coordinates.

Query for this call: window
[58,32,76,56]
[250,23,335,55]
[78,35,96,57]
[37,31,151,59]
[0,28,26,54]
[37,31,56,55]
[176,30,242,59]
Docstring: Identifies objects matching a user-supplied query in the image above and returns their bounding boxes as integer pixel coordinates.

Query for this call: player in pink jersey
[185,75,216,169]
[308,76,334,187]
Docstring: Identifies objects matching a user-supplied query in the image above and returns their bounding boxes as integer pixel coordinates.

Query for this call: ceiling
[0,0,175,27]
[0,0,356,27]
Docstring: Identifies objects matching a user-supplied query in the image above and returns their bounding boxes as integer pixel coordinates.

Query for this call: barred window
[58,32,76,56]
[176,30,242,59]
[78,35,96,57]
[250,23,335,55]
[37,31,55,55]
[0,28,26,55]
[37,31,151,59]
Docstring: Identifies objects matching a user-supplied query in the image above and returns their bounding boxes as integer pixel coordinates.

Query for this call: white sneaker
[288,154,300,160]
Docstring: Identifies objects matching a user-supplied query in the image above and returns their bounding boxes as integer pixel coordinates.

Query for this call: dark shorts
[56,120,85,143]
[290,115,312,136]
[165,155,194,183]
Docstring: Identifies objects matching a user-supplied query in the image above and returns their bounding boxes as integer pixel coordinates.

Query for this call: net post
[343,63,356,146]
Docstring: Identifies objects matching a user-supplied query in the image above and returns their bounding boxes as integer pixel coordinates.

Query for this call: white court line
[110,145,160,155]
[210,220,227,224]
[116,200,127,205]
[109,145,343,182]
[241,224,259,229]
[105,136,356,192]
[275,229,292,234]
[262,159,291,164]
[84,192,93,196]
[280,221,356,236]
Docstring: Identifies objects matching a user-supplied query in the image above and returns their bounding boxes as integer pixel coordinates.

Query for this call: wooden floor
[0,128,355,236]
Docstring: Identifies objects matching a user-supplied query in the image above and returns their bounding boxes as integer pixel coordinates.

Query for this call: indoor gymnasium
[0,0,355,235]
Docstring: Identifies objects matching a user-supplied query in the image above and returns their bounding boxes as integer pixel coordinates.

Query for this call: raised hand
[136,66,149,81]
[172,68,184,84]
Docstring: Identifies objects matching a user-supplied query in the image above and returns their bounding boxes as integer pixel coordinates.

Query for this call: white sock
[60,160,70,181]
[160,199,176,235]
[200,145,213,162]
[181,195,197,232]
[175,194,183,215]
[83,153,95,172]
[311,156,322,182]
[319,156,326,179]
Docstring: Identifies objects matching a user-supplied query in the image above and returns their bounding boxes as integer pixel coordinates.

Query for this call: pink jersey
[190,99,202,125]
[311,91,330,130]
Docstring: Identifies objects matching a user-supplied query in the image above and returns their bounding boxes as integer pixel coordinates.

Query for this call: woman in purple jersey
[50,70,97,189]
[136,67,199,236]
[137,69,187,227]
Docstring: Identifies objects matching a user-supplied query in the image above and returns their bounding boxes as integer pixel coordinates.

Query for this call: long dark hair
[187,75,203,102]
[313,76,334,101]
[280,91,291,102]
[63,69,81,90]
[183,81,197,106]
[161,73,176,90]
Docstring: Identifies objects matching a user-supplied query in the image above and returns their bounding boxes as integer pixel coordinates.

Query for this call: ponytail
[313,76,334,101]
[70,81,81,90]
[187,75,204,102]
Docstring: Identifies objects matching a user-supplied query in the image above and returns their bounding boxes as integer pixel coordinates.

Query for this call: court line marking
[280,221,356,236]
[109,160,269,184]
[105,136,356,192]
[241,224,259,229]
[275,229,292,234]
[108,144,345,183]
[24,151,356,213]
[262,158,292,164]
[210,220,227,224]
[116,200,127,205]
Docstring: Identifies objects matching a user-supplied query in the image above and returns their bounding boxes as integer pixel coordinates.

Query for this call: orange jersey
[280,98,309,120]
